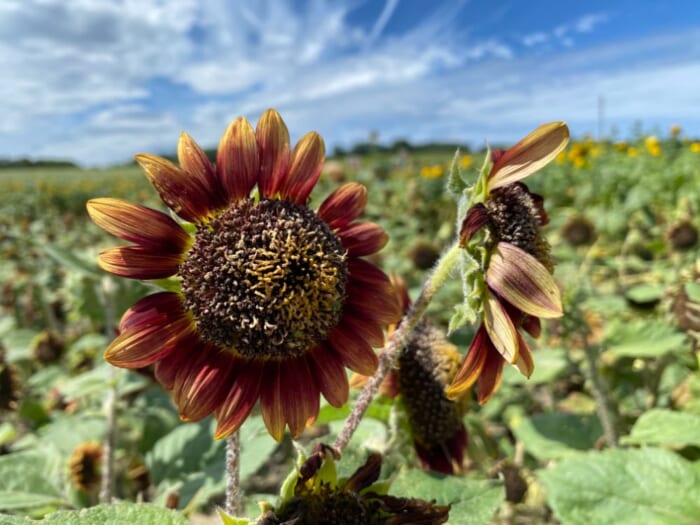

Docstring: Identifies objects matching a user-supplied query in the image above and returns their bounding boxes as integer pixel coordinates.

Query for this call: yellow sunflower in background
[87,109,400,441]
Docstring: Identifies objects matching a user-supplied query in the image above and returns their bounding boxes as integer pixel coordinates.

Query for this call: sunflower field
[1,120,700,525]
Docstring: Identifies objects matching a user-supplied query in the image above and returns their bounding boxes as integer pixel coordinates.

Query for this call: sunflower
[69,441,103,492]
[87,109,400,440]
[446,123,569,404]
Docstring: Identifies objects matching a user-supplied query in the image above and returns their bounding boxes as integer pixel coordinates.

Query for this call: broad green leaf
[624,283,665,304]
[685,282,700,302]
[541,448,700,525]
[13,414,106,455]
[503,348,569,385]
[2,328,40,362]
[508,412,602,460]
[39,502,188,524]
[603,320,687,359]
[391,470,502,525]
[620,409,700,448]
[0,491,63,510]
[0,451,64,511]
[41,244,102,279]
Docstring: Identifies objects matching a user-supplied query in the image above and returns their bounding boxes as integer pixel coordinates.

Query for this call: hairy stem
[225,431,242,515]
[99,278,117,504]
[334,243,460,452]
[582,335,618,447]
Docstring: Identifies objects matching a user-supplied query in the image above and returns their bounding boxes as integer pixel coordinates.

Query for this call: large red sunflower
[87,109,400,440]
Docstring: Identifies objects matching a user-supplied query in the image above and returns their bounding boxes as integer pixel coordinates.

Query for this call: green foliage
[621,409,700,448]
[540,448,700,525]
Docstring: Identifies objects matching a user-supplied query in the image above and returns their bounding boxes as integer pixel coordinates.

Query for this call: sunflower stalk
[99,277,117,504]
[334,243,461,452]
[581,334,619,448]
[225,431,242,515]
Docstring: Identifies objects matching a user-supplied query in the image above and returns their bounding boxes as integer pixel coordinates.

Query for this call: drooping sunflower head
[87,110,400,441]
[0,347,20,413]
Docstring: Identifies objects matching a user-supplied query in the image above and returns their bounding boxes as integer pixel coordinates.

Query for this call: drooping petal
[135,154,216,223]
[483,292,519,363]
[177,131,228,212]
[522,315,541,338]
[280,131,325,204]
[281,357,320,438]
[488,122,569,191]
[476,350,504,405]
[98,246,182,280]
[337,222,388,256]
[105,311,194,368]
[445,326,489,400]
[310,346,349,407]
[87,198,190,253]
[327,326,379,376]
[459,204,490,246]
[514,331,534,378]
[216,116,260,203]
[256,108,290,198]
[261,361,286,441]
[486,242,563,319]
[118,292,184,332]
[174,348,235,422]
[317,183,368,229]
[214,359,264,439]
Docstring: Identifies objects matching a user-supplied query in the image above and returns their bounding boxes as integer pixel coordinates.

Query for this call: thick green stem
[333,243,461,452]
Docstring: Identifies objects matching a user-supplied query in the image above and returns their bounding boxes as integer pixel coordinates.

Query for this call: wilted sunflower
[69,441,103,492]
[257,444,450,525]
[87,109,399,440]
[446,123,569,404]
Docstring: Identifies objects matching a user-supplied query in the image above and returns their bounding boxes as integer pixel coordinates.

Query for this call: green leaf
[603,320,688,359]
[391,470,502,525]
[39,502,188,524]
[0,451,64,511]
[13,414,106,455]
[620,409,700,448]
[41,244,102,279]
[2,328,40,362]
[503,348,569,385]
[0,491,63,511]
[624,283,665,304]
[685,282,700,302]
[540,448,700,525]
[508,412,602,460]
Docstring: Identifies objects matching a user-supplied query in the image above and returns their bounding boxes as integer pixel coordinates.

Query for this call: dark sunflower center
[180,198,347,359]
[398,322,463,444]
[485,183,553,272]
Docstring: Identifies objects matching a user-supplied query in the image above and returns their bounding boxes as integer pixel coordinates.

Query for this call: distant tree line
[0,158,78,169]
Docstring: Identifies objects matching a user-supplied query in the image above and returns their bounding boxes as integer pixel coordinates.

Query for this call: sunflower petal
[175,349,234,422]
[459,204,490,246]
[87,198,189,253]
[261,361,286,441]
[327,326,379,376]
[337,222,388,256]
[341,310,385,348]
[214,360,264,439]
[514,331,534,378]
[282,357,320,438]
[119,292,183,331]
[178,131,227,212]
[483,291,519,363]
[488,122,569,191]
[476,350,504,404]
[217,116,260,203]
[317,183,368,229]
[311,347,349,407]
[105,312,194,368]
[445,326,489,400]
[98,246,182,280]
[135,153,214,223]
[280,131,324,204]
[256,108,290,198]
[486,242,562,319]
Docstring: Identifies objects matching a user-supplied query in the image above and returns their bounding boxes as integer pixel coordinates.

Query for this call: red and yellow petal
[256,108,290,198]
[486,242,562,319]
[459,204,490,246]
[178,131,228,213]
[483,291,519,364]
[317,183,368,229]
[119,292,184,332]
[445,326,489,400]
[216,116,260,203]
[174,348,235,422]
[488,122,569,191]
[341,309,385,348]
[155,348,194,390]
[98,246,183,280]
[326,326,379,376]
[214,359,264,439]
[281,357,320,438]
[346,259,401,324]
[279,131,325,204]
[514,331,535,378]
[87,198,189,253]
[310,347,349,407]
[105,311,194,368]
[476,350,505,405]
[337,222,388,256]
[135,154,217,223]
[261,361,286,441]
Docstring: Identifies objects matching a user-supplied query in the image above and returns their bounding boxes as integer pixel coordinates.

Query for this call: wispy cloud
[0,1,697,166]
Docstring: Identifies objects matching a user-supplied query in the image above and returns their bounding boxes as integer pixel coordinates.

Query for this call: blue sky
[1,0,700,166]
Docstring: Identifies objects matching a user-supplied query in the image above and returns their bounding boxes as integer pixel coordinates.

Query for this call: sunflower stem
[99,277,117,504]
[334,243,460,452]
[225,430,242,515]
[582,335,619,448]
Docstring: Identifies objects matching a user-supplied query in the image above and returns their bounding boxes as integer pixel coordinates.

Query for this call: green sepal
[217,507,252,525]
[149,277,182,293]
